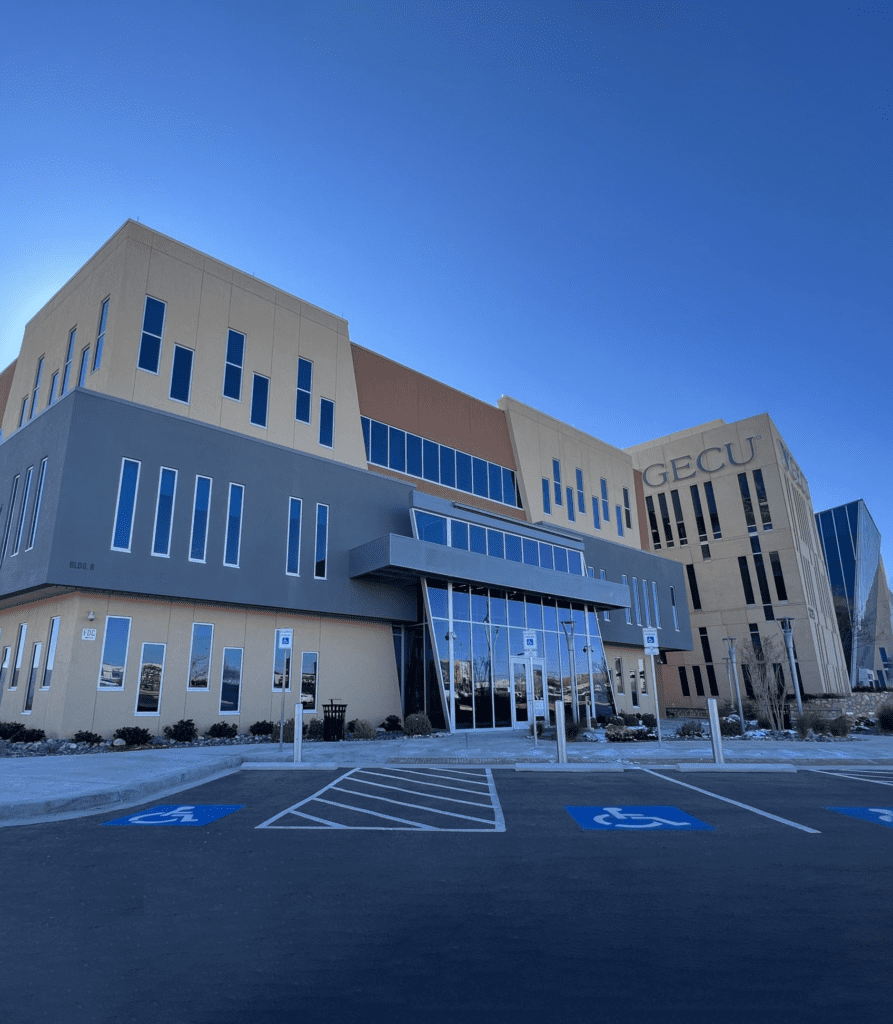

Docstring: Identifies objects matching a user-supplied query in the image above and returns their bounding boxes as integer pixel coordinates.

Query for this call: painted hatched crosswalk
[256,767,506,831]
[806,767,893,787]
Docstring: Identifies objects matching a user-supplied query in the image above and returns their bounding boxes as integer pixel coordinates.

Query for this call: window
[690,485,707,541]
[592,496,600,529]
[370,421,388,466]
[300,651,319,711]
[11,625,27,690]
[699,626,713,663]
[112,459,141,552]
[286,497,302,575]
[189,476,212,562]
[645,496,661,547]
[738,556,756,605]
[706,665,719,696]
[632,577,641,624]
[670,586,679,630]
[738,473,756,532]
[753,549,772,605]
[48,371,58,407]
[29,357,44,420]
[98,616,131,689]
[223,330,244,401]
[77,347,90,387]
[615,505,624,537]
[472,458,488,498]
[542,479,551,514]
[319,398,334,447]
[62,328,76,395]
[188,623,214,689]
[138,296,166,373]
[26,458,48,550]
[2,476,20,558]
[273,630,292,690]
[703,481,722,539]
[0,647,10,690]
[657,493,674,546]
[152,467,177,557]
[621,575,631,623]
[94,298,109,371]
[678,666,691,697]
[136,642,166,714]
[23,641,42,711]
[576,469,585,514]
[600,570,610,621]
[639,658,647,693]
[769,551,788,601]
[701,544,711,559]
[600,479,609,522]
[12,466,34,556]
[41,618,60,689]
[18,397,27,428]
[415,511,448,545]
[652,582,661,628]
[623,488,632,529]
[670,491,687,545]
[686,563,702,610]
[552,460,562,506]
[224,483,244,567]
[642,579,651,627]
[753,469,772,529]
[314,504,328,578]
[250,374,269,427]
[614,657,624,692]
[566,487,575,522]
[692,665,705,697]
[295,358,313,423]
[219,647,243,713]
[170,346,194,404]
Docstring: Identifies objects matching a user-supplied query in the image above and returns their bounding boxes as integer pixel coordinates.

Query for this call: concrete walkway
[3,730,892,826]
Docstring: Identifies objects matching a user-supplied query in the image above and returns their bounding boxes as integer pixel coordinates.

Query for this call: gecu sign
[643,436,760,488]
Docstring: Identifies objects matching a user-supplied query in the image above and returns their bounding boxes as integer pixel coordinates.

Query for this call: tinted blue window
[319,399,334,447]
[360,417,371,459]
[250,375,269,427]
[567,550,583,575]
[451,520,468,549]
[472,458,488,498]
[370,420,388,466]
[566,487,575,522]
[286,497,301,574]
[295,359,312,424]
[592,497,600,529]
[407,434,423,477]
[456,452,473,492]
[295,389,311,424]
[427,581,449,618]
[226,330,244,366]
[416,512,447,545]
[488,463,503,504]
[139,332,161,373]
[440,447,456,488]
[224,485,244,566]
[170,346,193,403]
[297,358,312,393]
[138,298,165,373]
[503,469,516,507]
[113,460,140,550]
[190,477,211,560]
[469,525,487,554]
[423,440,439,482]
[542,478,551,514]
[615,505,624,536]
[505,534,522,562]
[314,504,328,578]
[539,543,553,570]
[522,538,538,566]
[224,364,241,400]
[152,469,176,556]
[143,297,165,336]
[601,479,609,521]
[94,298,109,372]
[487,530,504,558]
[553,460,562,505]
[389,427,406,472]
[553,547,568,573]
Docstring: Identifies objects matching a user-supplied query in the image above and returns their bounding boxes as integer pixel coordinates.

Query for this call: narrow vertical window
[42,618,60,689]
[645,495,661,547]
[642,579,651,627]
[576,469,585,514]
[295,357,313,423]
[77,347,90,387]
[678,666,690,697]
[224,483,244,567]
[670,586,679,630]
[219,647,243,713]
[26,458,48,550]
[552,460,562,506]
[250,374,270,427]
[94,297,109,371]
[13,467,33,555]
[136,642,166,714]
[273,630,291,691]
[223,330,245,400]
[11,625,27,689]
[0,647,10,690]
[690,484,707,541]
[686,563,702,610]
[566,487,575,522]
[703,481,722,539]
[737,556,756,605]
[47,371,58,407]
[300,651,319,711]
[314,503,328,579]
[692,666,705,697]
[188,476,212,562]
[632,576,641,624]
[188,623,214,689]
[753,469,772,529]
[23,641,42,711]
[614,657,624,692]
[361,417,371,458]
[286,497,302,575]
[657,493,674,546]
[652,582,661,628]
[592,496,600,529]
[61,328,76,394]
[621,575,631,623]
[112,459,141,551]
[152,468,177,557]
[623,487,632,529]
[3,476,20,558]
[699,626,713,663]
[370,421,388,466]
[600,570,610,621]
[542,479,552,515]
[738,472,756,532]
[670,490,688,545]
[615,505,624,537]
[318,398,334,448]
[29,357,44,420]
[138,296,166,373]
[706,664,719,696]
[98,616,131,689]
[170,346,194,404]
[600,479,609,523]
[769,551,788,601]
[18,397,27,428]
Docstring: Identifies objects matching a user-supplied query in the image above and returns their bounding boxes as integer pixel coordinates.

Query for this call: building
[815,500,893,689]
[0,221,691,739]
[625,417,850,712]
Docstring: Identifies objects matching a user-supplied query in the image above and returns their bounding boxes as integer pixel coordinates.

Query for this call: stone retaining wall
[791,692,892,716]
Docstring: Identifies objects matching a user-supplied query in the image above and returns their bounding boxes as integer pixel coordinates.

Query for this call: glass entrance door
[510,657,547,728]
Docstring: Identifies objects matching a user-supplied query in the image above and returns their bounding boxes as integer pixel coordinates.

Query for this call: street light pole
[560,620,578,724]
[778,618,803,718]
[723,638,746,732]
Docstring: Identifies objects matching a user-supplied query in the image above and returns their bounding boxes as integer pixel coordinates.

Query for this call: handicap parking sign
[104,804,243,826]
[827,807,893,829]
[566,805,714,831]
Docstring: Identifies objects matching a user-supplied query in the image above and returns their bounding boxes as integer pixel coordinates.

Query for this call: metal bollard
[707,697,724,764]
[293,704,302,764]
[555,700,568,764]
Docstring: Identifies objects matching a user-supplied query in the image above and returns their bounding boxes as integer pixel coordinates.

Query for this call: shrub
[0,722,25,741]
[604,724,636,742]
[529,720,545,738]
[72,730,104,745]
[877,701,893,733]
[828,715,851,737]
[113,726,153,747]
[381,714,403,733]
[206,722,238,739]
[163,719,197,742]
[304,718,324,741]
[249,720,275,737]
[565,719,588,742]
[676,721,704,738]
[404,712,432,736]
[18,728,46,742]
[271,718,295,743]
[621,712,640,726]
[795,708,829,739]
[641,713,657,729]
[607,715,625,728]
[720,717,743,736]
[349,719,376,740]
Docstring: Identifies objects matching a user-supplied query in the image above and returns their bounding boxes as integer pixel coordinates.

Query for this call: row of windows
[360,416,522,509]
[137,297,335,447]
[616,572,673,630]
[0,619,61,714]
[610,655,648,704]
[111,458,329,577]
[16,300,109,432]
[645,479,727,553]
[542,465,631,537]
[1,459,49,560]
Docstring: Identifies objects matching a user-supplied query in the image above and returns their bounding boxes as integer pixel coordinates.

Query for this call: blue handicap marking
[103,804,243,826]
[566,805,714,831]
[827,807,893,829]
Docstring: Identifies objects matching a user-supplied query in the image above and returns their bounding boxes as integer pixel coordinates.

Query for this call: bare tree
[736,632,789,731]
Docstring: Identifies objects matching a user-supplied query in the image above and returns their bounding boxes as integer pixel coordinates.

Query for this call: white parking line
[353,768,491,794]
[642,769,821,833]
[344,776,493,807]
[328,786,498,824]
[805,768,893,787]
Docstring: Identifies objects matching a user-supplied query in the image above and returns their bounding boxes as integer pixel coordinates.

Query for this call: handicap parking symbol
[566,805,714,831]
[827,807,893,829]
[103,804,243,826]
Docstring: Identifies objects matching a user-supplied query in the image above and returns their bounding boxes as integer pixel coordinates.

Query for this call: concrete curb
[515,763,624,772]
[674,763,797,772]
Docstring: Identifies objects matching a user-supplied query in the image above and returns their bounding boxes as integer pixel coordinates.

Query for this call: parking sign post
[278,630,293,753]
[642,628,662,745]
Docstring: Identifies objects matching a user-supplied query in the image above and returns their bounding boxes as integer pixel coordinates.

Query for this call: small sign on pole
[522,630,537,654]
[642,628,659,655]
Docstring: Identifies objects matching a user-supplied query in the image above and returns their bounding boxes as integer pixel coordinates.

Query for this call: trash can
[322,700,347,742]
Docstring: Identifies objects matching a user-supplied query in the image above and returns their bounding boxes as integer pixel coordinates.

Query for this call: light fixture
[87,611,95,622]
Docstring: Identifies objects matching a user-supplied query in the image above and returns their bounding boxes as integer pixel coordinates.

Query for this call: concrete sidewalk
[2,730,892,826]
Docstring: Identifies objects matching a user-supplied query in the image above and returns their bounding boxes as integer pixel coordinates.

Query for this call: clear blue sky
[2,0,890,567]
